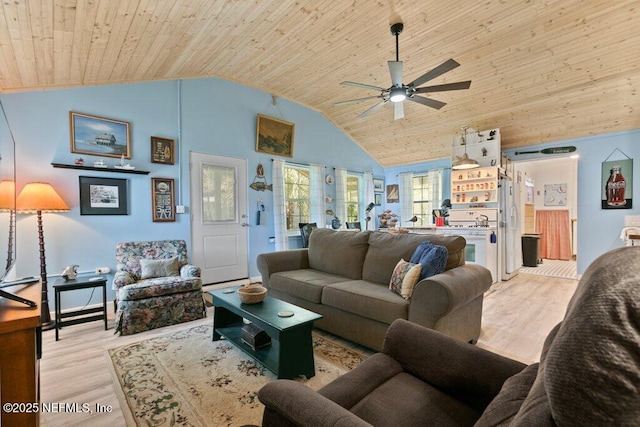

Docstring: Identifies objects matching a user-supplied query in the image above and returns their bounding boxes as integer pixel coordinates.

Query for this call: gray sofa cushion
[308,229,370,279]
[351,372,481,426]
[269,269,351,304]
[362,232,466,285]
[322,280,408,324]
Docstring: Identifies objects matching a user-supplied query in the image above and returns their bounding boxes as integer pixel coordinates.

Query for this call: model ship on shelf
[93,159,108,168]
[113,155,135,170]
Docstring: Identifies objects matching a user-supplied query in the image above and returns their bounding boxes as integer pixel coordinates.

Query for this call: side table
[53,276,108,341]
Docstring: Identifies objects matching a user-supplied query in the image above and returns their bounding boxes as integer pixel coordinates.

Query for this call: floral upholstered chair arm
[180,264,201,279]
[112,271,137,290]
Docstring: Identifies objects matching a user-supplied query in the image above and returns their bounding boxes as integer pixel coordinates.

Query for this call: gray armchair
[258,246,640,426]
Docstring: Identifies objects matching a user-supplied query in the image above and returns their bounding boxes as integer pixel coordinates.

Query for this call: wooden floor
[38,273,578,426]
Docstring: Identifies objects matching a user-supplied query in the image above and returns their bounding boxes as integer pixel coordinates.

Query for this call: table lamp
[16,182,70,329]
[0,180,15,270]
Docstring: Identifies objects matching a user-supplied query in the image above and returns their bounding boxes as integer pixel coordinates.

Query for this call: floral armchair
[113,240,206,335]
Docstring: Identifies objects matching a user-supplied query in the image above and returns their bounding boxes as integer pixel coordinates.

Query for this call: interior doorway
[513,155,578,279]
[190,152,249,285]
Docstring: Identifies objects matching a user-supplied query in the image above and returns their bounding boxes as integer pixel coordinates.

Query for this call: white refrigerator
[499,171,523,280]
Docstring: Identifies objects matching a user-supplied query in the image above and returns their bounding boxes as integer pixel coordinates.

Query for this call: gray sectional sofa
[256,228,492,351]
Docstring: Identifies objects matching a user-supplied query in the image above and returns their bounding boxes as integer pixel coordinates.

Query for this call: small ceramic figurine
[61,265,79,281]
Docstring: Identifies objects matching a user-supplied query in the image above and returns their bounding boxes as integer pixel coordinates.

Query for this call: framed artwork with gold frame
[255,114,294,157]
[70,112,131,159]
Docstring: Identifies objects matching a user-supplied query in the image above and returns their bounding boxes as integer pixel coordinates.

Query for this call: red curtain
[536,210,572,260]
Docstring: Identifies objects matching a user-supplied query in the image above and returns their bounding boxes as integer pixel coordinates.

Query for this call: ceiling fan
[335,22,472,120]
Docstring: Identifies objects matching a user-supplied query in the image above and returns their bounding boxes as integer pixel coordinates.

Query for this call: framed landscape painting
[70,112,131,159]
[255,114,294,157]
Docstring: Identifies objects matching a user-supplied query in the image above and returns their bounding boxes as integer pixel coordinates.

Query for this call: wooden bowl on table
[237,285,267,304]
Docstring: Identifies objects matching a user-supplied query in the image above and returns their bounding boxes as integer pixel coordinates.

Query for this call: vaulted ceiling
[0,1,638,166]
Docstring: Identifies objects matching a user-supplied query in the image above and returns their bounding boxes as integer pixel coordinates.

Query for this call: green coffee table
[209,287,322,379]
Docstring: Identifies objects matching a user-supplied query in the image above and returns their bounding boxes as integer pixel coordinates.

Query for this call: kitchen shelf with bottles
[451,166,498,205]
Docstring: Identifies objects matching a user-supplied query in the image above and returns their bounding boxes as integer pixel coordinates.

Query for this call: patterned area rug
[519,259,578,279]
[107,324,366,426]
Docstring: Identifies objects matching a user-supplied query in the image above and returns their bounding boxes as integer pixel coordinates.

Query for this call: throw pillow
[139,256,180,279]
[409,241,448,281]
[389,259,422,299]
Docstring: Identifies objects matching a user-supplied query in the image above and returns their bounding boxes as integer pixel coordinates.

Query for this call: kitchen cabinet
[451,166,498,206]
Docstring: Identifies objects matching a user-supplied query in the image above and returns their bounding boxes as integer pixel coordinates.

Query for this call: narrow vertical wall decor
[601,153,632,209]
[152,178,176,221]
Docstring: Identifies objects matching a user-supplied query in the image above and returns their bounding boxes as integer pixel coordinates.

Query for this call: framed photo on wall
[544,183,568,206]
[386,184,399,203]
[373,178,384,193]
[151,136,175,165]
[152,178,176,222]
[255,114,295,157]
[70,112,131,159]
[374,193,382,206]
[79,176,128,215]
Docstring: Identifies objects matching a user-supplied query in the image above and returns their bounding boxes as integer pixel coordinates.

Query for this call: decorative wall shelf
[51,162,150,175]
[451,166,498,205]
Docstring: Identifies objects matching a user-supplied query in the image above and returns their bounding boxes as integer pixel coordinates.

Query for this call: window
[202,164,236,222]
[284,165,310,230]
[345,175,360,222]
[412,171,442,226]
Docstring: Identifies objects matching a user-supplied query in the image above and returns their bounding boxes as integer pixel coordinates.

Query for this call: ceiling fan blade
[407,95,447,110]
[358,99,389,118]
[388,61,403,87]
[334,95,385,106]
[394,102,404,120]
[407,58,460,88]
[414,80,472,93]
[341,81,387,92]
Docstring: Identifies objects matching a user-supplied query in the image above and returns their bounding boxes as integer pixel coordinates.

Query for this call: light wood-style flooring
[38,273,578,426]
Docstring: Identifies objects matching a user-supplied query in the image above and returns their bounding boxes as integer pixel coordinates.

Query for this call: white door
[190,152,249,284]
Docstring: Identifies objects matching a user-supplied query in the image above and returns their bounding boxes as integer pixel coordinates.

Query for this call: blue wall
[0,78,383,309]
[2,75,638,311]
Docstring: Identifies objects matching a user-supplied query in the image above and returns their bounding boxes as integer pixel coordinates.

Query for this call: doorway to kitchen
[513,156,578,279]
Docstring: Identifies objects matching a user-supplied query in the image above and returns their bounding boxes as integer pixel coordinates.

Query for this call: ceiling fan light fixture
[452,153,480,170]
[389,87,406,103]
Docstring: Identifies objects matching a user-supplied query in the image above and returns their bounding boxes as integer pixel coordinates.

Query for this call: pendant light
[452,151,480,170]
[452,127,479,170]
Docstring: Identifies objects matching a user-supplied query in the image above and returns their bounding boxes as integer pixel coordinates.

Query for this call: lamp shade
[0,180,15,211]
[16,182,70,214]
[452,153,480,170]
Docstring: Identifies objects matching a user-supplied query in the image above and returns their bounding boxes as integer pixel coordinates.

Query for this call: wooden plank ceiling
[0,0,638,166]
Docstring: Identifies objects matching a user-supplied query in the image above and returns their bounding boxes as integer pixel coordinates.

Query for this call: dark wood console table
[0,282,41,427]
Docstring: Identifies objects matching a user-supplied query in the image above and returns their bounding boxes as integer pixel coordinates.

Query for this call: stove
[439,208,499,283]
